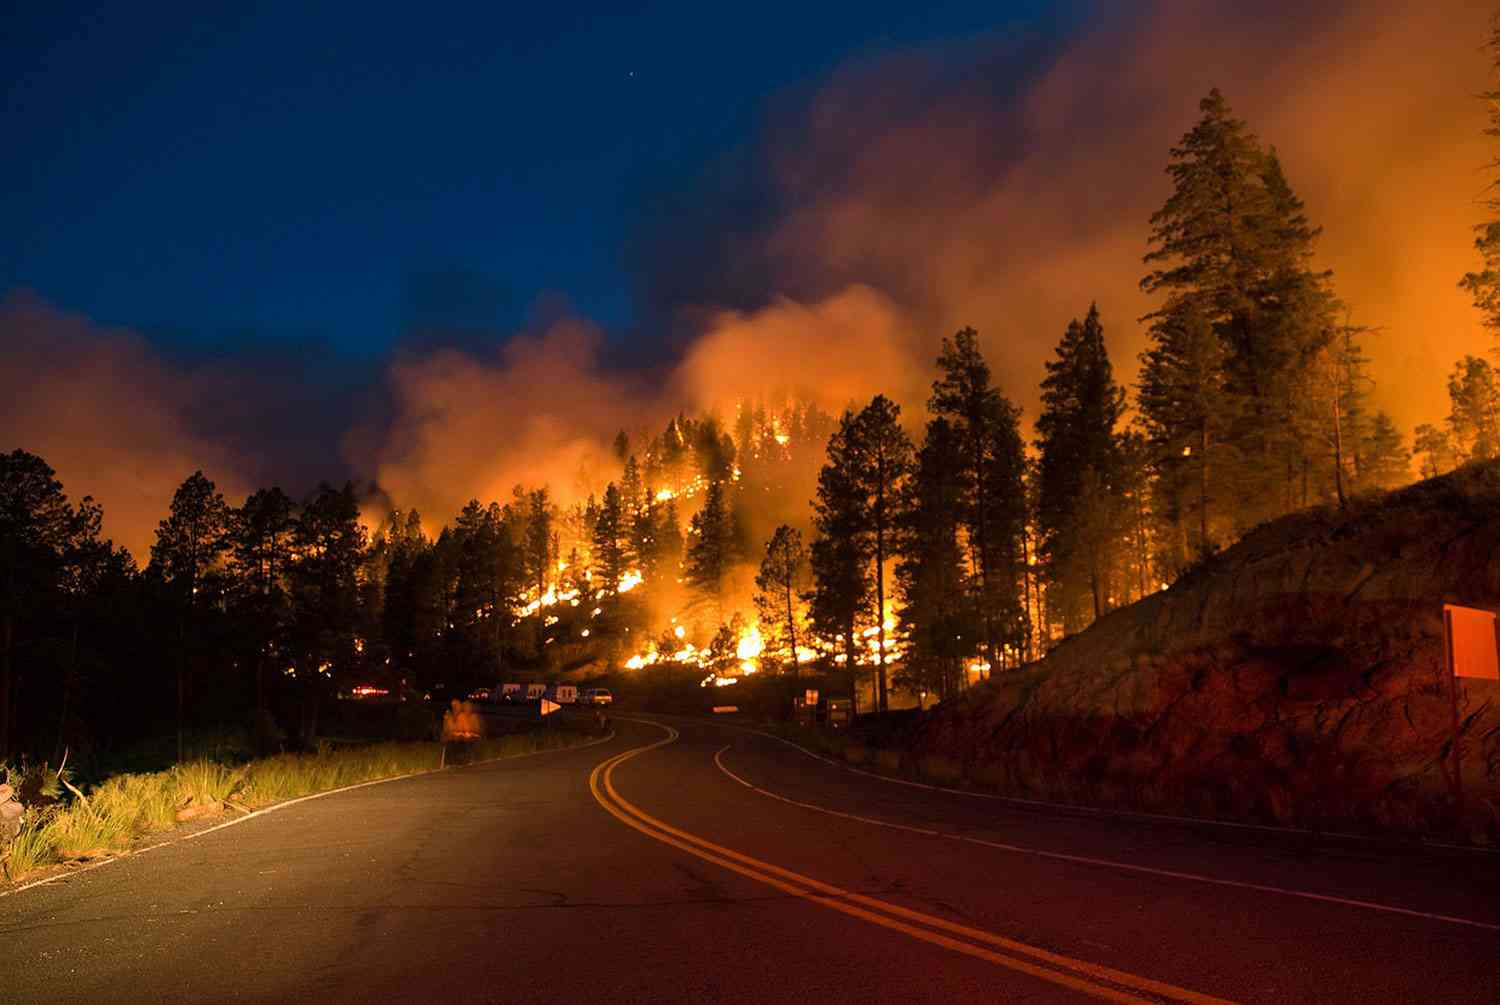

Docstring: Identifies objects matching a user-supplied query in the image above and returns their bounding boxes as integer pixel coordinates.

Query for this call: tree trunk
[1134,493,1149,600]
[1090,559,1103,622]
[54,619,80,765]
[783,579,799,680]
[176,614,187,763]
[844,620,859,716]
[973,433,996,671]
[535,567,546,659]
[1020,524,1036,661]
[874,509,888,716]
[1198,423,1210,552]
[300,677,320,749]
[255,648,265,718]
[1331,377,1348,510]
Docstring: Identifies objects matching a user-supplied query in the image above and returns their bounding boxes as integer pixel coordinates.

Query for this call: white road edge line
[723,720,1500,856]
[712,743,1500,934]
[0,729,616,901]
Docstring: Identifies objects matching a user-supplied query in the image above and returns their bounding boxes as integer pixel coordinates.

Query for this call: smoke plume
[646,0,1497,431]
[6,0,1498,552]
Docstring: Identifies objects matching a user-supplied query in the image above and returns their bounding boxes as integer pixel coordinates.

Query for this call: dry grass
[1,727,596,883]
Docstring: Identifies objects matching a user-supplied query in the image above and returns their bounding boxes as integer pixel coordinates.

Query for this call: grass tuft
[0,726,596,883]
[3,809,56,881]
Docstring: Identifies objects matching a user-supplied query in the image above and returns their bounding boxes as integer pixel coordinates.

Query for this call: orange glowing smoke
[5,1,1497,561]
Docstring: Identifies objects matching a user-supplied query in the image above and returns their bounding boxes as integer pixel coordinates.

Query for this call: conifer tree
[657,497,684,577]
[150,471,231,761]
[1460,19,1500,338]
[753,525,807,676]
[0,450,95,757]
[522,488,554,654]
[1137,301,1229,566]
[620,455,645,519]
[1448,355,1500,461]
[230,487,295,722]
[809,411,873,705]
[1035,304,1126,629]
[287,483,366,744]
[630,490,658,577]
[929,328,1029,670]
[895,418,973,700]
[592,483,627,598]
[1359,413,1410,491]
[1144,90,1350,528]
[1413,424,1458,479]
[1115,430,1156,603]
[852,396,912,711]
[685,481,733,621]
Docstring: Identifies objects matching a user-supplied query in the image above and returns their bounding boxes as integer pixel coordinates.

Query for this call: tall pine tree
[150,471,231,761]
[1143,90,1351,530]
[753,525,807,676]
[1035,304,1126,630]
[930,328,1031,670]
[895,417,974,700]
[685,481,734,623]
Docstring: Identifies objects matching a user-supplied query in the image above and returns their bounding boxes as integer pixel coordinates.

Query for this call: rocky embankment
[908,462,1500,840]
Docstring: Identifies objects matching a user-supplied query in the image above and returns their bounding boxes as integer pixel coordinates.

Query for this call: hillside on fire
[5,81,1500,798]
[891,459,1500,839]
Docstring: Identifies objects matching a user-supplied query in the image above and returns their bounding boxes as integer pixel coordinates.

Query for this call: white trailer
[545,684,578,704]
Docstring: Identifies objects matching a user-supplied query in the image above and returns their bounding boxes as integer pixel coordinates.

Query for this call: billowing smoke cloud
[7,0,1498,552]
[370,317,644,521]
[641,0,1496,431]
[374,0,1499,526]
[0,295,252,559]
[672,285,927,415]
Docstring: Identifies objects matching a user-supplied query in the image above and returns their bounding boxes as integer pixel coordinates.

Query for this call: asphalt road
[5,715,1500,1003]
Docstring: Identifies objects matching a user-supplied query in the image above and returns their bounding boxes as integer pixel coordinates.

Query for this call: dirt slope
[909,462,1500,839]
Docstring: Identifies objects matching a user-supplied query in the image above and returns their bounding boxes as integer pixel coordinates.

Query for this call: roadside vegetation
[1,728,595,883]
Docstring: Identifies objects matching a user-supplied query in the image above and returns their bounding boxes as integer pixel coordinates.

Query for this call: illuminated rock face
[908,462,1500,839]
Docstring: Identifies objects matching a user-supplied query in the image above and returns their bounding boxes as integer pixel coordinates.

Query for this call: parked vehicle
[580,687,613,706]
[497,682,524,703]
[522,683,547,701]
[544,684,578,704]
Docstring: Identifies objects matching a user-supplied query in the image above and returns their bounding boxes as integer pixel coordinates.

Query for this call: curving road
[4,716,1499,1003]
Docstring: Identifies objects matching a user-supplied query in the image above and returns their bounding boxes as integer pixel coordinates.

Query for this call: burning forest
[5,2,1500,766]
[14,7,1500,1002]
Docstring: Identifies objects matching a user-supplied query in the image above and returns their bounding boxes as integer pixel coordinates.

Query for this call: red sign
[1444,604,1499,680]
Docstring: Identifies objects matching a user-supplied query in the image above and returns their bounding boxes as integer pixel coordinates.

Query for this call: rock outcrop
[909,461,1500,839]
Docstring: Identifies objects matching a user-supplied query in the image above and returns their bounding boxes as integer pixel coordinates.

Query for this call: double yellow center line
[590,723,1236,1005]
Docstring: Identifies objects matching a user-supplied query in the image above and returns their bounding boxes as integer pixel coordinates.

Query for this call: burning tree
[753,525,807,676]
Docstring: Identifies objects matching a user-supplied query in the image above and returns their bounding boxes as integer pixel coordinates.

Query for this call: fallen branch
[55,748,92,814]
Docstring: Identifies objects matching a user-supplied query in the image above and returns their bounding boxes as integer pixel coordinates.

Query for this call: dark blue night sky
[4,2,1074,359]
